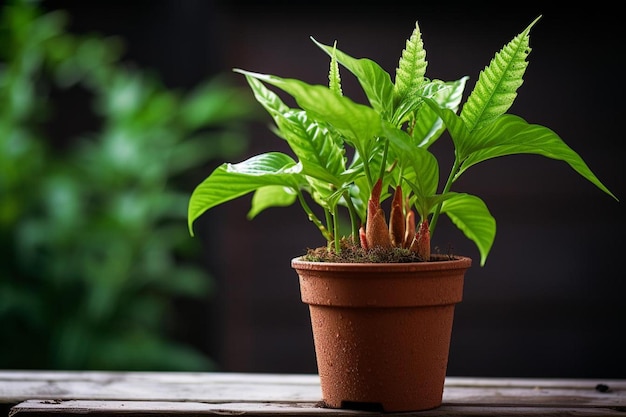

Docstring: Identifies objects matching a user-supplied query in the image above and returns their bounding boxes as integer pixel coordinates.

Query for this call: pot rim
[291,254,472,272]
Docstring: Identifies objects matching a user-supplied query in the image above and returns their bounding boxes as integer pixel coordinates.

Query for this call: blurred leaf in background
[0,0,255,370]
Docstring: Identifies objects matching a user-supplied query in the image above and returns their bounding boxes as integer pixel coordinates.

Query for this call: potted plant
[187,15,618,412]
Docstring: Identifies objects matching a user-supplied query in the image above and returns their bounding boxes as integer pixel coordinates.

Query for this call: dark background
[40,0,624,378]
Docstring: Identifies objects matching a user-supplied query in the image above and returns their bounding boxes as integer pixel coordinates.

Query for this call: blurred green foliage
[0,0,255,370]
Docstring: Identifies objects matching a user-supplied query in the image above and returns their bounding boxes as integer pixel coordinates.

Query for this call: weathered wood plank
[0,371,322,403]
[1,372,624,406]
[1,371,625,416]
[8,399,626,416]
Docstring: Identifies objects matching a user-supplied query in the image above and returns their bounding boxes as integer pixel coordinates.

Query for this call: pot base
[337,401,385,412]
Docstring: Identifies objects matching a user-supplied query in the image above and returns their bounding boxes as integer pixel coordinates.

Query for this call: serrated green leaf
[327,41,343,96]
[394,20,427,103]
[312,37,394,118]
[461,16,540,132]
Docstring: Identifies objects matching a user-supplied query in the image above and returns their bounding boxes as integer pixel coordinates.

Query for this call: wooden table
[0,370,624,416]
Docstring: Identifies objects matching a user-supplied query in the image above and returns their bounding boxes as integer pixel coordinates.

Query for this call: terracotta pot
[292,255,472,412]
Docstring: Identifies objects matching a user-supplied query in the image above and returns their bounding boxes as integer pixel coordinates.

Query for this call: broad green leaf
[248,185,297,219]
[233,70,383,152]
[413,77,468,148]
[241,73,290,120]
[438,77,468,112]
[188,152,304,235]
[391,80,448,129]
[411,100,444,149]
[460,16,540,132]
[242,74,347,186]
[308,176,348,210]
[384,123,439,198]
[458,115,618,200]
[274,110,346,185]
[312,37,394,118]
[424,100,473,156]
[440,193,496,266]
[346,180,367,222]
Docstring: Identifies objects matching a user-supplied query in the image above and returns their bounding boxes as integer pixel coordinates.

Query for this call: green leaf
[241,71,349,190]
[327,41,342,96]
[188,152,304,235]
[241,73,290,120]
[458,115,618,200]
[391,79,446,129]
[440,193,496,266]
[413,77,468,148]
[461,16,540,132]
[248,185,298,219]
[237,70,383,143]
[312,37,394,118]
[394,20,427,107]
[424,100,473,156]
[234,69,383,162]
[308,176,348,210]
[274,110,347,185]
[384,123,439,198]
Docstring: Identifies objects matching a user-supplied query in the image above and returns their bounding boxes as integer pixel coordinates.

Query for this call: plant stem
[342,189,360,245]
[297,191,332,242]
[360,144,374,190]
[332,207,341,253]
[430,157,461,236]
[378,139,390,181]
[324,208,333,240]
